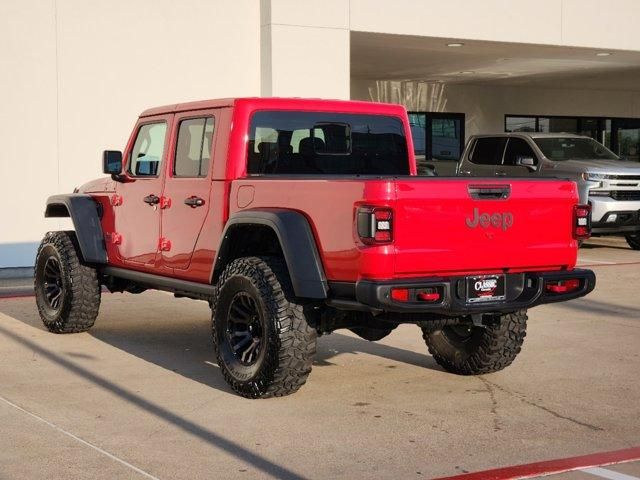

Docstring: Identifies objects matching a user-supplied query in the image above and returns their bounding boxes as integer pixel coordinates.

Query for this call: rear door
[160,110,217,271]
[497,137,539,177]
[459,137,506,177]
[392,178,578,276]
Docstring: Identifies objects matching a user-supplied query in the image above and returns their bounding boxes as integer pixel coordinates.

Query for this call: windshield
[533,137,619,161]
[247,111,409,175]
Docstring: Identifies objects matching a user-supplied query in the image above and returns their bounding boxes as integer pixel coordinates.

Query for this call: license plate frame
[466,274,506,304]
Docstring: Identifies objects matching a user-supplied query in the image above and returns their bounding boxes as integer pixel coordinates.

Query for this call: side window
[470,137,507,165]
[503,138,537,166]
[174,117,215,177]
[129,122,167,177]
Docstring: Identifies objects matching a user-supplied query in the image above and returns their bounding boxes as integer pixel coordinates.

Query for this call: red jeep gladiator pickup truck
[36,98,595,398]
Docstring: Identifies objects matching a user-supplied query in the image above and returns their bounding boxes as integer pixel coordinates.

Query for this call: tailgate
[393,179,579,276]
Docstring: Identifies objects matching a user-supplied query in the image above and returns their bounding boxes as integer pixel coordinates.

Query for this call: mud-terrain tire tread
[211,256,316,398]
[421,310,527,375]
[34,231,101,333]
[625,234,640,250]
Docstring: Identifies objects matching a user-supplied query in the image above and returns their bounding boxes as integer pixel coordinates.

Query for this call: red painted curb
[433,446,640,480]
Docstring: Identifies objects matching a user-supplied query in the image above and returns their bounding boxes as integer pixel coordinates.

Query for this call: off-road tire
[421,310,527,375]
[211,256,317,398]
[625,234,640,250]
[34,231,101,333]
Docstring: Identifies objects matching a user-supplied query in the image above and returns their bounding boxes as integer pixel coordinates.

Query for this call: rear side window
[503,138,537,166]
[247,111,409,175]
[174,117,214,177]
[129,122,167,177]
[470,137,507,165]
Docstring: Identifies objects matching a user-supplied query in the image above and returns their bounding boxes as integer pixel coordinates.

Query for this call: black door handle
[184,196,205,208]
[143,194,160,205]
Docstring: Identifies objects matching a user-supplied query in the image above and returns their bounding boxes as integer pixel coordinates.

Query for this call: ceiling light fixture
[596,52,612,56]
[459,71,474,74]
[447,42,464,47]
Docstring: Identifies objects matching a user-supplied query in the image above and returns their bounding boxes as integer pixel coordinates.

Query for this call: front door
[160,111,217,271]
[115,115,172,269]
[496,137,539,177]
[460,137,507,177]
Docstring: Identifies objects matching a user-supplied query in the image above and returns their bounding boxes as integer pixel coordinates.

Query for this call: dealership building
[3,0,640,269]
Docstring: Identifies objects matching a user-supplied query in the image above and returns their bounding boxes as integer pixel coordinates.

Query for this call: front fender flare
[45,194,107,264]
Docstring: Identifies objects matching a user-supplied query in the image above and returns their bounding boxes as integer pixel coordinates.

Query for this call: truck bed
[229,176,580,282]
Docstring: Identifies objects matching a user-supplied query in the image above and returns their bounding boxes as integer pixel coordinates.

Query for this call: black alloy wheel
[225,292,265,366]
[42,256,64,311]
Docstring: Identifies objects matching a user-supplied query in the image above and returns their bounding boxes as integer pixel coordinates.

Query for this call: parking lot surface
[0,236,638,479]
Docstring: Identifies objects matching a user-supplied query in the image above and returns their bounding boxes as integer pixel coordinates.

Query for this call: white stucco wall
[260,0,350,98]
[3,0,640,268]
[0,0,261,267]
[350,0,640,51]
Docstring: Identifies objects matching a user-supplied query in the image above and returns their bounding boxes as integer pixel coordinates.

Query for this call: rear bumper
[344,269,595,316]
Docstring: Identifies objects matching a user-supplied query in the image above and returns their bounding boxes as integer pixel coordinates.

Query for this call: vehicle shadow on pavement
[581,241,632,251]
[0,314,310,480]
[555,296,640,318]
[315,331,439,370]
[0,294,441,397]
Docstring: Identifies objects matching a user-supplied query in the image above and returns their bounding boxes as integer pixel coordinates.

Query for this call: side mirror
[103,150,122,174]
[103,150,129,182]
[516,156,537,171]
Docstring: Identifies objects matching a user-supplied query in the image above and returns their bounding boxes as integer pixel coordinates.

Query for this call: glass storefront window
[408,113,427,156]
[614,119,640,162]
[603,119,612,148]
[409,112,465,175]
[538,117,578,133]
[505,115,640,162]
[579,118,599,140]
[431,118,462,161]
[506,116,536,132]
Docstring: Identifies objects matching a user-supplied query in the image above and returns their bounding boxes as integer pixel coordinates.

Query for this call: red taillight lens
[573,204,591,240]
[357,206,393,245]
[545,278,581,294]
[417,289,440,302]
[390,287,442,303]
[391,288,409,302]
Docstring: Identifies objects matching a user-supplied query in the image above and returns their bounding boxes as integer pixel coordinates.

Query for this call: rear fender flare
[213,208,328,299]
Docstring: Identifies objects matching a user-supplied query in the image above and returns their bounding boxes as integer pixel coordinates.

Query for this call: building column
[260,0,350,99]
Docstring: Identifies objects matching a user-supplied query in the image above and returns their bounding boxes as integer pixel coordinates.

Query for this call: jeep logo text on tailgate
[466,208,514,231]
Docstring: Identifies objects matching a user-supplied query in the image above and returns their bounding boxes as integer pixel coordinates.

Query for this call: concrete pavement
[0,237,638,479]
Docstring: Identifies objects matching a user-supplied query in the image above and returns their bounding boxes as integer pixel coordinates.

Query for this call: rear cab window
[470,137,507,165]
[247,111,410,175]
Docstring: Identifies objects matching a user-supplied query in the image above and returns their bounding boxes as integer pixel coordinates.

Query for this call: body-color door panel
[114,114,173,269]
[160,111,218,271]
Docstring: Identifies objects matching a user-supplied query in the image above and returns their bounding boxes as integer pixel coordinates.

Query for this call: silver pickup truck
[457,133,640,249]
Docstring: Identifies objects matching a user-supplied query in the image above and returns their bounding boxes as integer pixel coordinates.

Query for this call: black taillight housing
[357,206,393,245]
[573,204,591,240]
